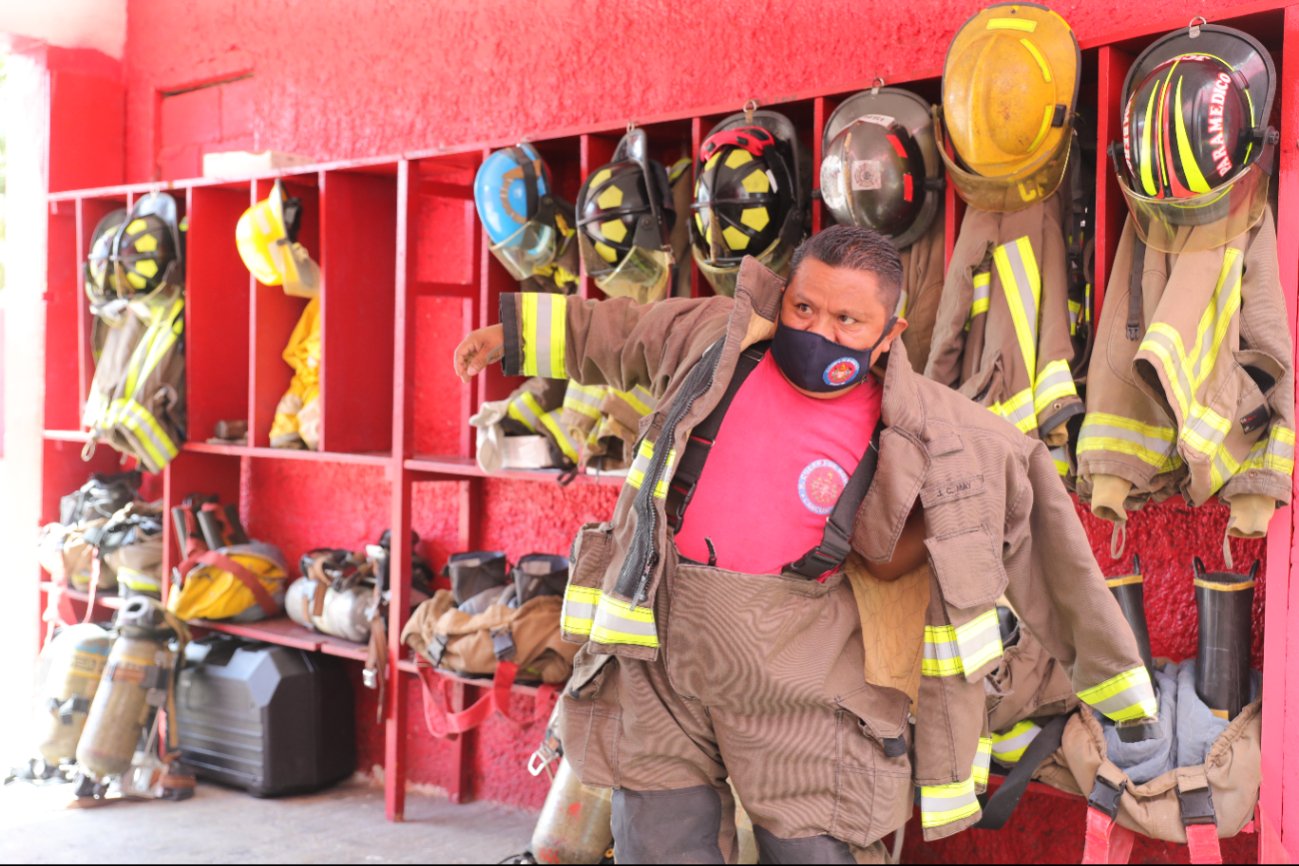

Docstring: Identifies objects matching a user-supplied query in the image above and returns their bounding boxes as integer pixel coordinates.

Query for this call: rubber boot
[514,553,571,603]
[1106,555,1154,682]
[1107,555,1160,742]
[443,551,509,605]
[1194,557,1257,720]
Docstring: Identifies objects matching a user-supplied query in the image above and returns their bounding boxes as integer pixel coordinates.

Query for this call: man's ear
[880,316,909,352]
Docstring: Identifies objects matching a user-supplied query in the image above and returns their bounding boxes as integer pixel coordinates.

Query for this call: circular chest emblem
[823,357,861,387]
[799,459,849,515]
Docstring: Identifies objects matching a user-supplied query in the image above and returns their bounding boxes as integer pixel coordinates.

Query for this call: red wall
[118,1,1277,861]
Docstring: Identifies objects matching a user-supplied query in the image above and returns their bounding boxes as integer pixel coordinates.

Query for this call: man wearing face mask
[454,225,1156,863]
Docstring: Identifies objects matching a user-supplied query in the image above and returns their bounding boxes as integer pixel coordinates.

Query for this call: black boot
[1193,557,1257,720]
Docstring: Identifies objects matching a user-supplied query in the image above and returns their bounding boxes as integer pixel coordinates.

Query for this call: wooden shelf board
[183,441,393,467]
[405,454,626,487]
[40,583,127,610]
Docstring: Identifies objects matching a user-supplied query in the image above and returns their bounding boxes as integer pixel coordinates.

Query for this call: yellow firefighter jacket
[498,257,1155,839]
[82,283,186,472]
[1077,207,1294,551]
[925,193,1083,452]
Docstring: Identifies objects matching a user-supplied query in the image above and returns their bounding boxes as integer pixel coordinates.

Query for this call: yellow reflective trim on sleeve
[1240,425,1296,476]
[991,720,1042,764]
[590,594,659,649]
[520,293,568,379]
[617,386,655,417]
[1078,665,1158,723]
[920,777,980,829]
[973,737,992,787]
[626,439,675,498]
[954,609,1004,674]
[539,409,580,463]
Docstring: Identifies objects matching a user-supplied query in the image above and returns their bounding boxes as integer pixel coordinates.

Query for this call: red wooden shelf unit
[39,3,1299,850]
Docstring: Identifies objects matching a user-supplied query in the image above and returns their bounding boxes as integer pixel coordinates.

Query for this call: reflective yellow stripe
[1078,666,1158,723]
[1050,445,1070,479]
[590,594,659,649]
[1174,76,1212,194]
[627,439,675,499]
[990,387,1037,434]
[995,238,1042,419]
[987,17,1037,31]
[966,272,991,331]
[507,391,545,432]
[616,386,655,417]
[1240,425,1296,476]
[1106,574,1143,589]
[1033,359,1079,417]
[1068,300,1082,336]
[954,609,1004,674]
[563,383,606,421]
[123,297,183,399]
[520,293,567,378]
[973,737,992,787]
[1193,578,1255,592]
[109,398,178,469]
[922,624,964,678]
[561,585,601,636]
[539,409,580,463]
[992,720,1042,765]
[1077,412,1182,471]
[920,777,980,829]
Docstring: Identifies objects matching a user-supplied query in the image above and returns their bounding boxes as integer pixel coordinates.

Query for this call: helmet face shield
[1117,156,1271,253]
[939,120,1074,212]
[693,234,794,297]
[490,220,560,281]
[591,243,671,304]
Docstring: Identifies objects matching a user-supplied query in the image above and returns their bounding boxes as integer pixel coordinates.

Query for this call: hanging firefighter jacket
[269,296,322,450]
[924,189,1084,452]
[82,282,187,473]
[1076,209,1294,559]
[897,209,947,374]
[559,381,657,472]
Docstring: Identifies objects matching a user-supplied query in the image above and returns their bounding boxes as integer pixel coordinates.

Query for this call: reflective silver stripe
[1079,666,1158,723]
[507,392,544,432]
[992,720,1041,764]
[973,737,992,786]
[521,293,567,378]
[561,585,600,636]
[590,595,659,648]
[1189,251,1243,386]
[919,777,979,829]
[540,408,579,462]
[954,609,1003,674]
[995,236,1041,380]
[564,383,606,420]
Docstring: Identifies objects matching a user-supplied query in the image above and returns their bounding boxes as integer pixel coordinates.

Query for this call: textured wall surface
[118,0,1275,858]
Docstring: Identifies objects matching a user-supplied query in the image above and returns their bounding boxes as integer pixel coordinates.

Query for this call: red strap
[1185,824,1222,865]
[195,551,279,616]
[1083,807,1135,865]
[416,661,559,739]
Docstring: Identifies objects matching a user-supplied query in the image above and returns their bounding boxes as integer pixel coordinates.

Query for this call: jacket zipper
[616,339,726,605]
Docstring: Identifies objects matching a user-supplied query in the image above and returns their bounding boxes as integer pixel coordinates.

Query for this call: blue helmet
[475,144,570,281]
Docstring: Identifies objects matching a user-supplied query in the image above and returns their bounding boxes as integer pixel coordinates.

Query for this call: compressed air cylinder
[1106,555,1154,682]
[530,757,614,865]
[35,624,111,764]
[1194,557,1257,720]
[75,598,176,780]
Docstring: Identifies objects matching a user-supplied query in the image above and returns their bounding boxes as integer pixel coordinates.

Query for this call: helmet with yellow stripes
[691,108,810,296]
[940,3,1080,212]
[236,180,321,298]
[85,208,129,314]
[1116,22,1277,253]
[576,128,675,304]
[821,85,943,249]
[107,192,183,303]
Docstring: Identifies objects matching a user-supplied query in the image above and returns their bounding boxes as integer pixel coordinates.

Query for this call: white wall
[0,0,126,58]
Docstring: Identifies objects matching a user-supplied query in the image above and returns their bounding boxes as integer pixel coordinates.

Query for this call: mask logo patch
[824,357,861,387]
[799,459,849,515]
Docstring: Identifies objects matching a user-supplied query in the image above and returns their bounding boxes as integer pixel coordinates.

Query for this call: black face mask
[770,317,896,393]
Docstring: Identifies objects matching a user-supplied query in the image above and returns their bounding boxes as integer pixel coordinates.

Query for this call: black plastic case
[176,635,356,797]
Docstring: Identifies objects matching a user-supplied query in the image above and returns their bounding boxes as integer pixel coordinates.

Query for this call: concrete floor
[0,776,540,864]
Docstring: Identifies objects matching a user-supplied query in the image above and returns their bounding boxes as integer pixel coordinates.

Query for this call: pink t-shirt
[674,353,883,575]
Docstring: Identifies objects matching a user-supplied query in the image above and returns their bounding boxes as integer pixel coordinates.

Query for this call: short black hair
[788,225,903,314]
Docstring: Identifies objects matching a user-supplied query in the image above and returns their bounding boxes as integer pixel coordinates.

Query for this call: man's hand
[453,324,506,383]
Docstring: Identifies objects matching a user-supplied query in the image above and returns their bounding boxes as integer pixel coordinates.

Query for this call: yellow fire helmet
[235,180,321,298]
[940,2,1080,211]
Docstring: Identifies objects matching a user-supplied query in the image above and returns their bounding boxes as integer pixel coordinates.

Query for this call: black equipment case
[176,635,355,797]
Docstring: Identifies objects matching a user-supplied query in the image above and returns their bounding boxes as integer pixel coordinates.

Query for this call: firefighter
[453,225,1157,863]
